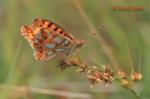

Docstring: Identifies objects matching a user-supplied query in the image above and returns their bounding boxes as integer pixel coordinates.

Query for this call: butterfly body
[21,18,84,61]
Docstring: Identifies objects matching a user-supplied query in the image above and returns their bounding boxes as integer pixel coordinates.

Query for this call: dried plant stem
[59,58,114,87]
[0,84,91,99]
[72,1,142,98]
[73,0,120,71]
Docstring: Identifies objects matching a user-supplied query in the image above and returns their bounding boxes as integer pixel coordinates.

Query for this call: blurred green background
[0,0,149,99]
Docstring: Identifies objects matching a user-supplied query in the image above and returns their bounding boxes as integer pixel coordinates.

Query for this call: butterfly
[21,18,85,61]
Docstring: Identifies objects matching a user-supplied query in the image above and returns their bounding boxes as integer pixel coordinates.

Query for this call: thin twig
[0,84,92,99]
